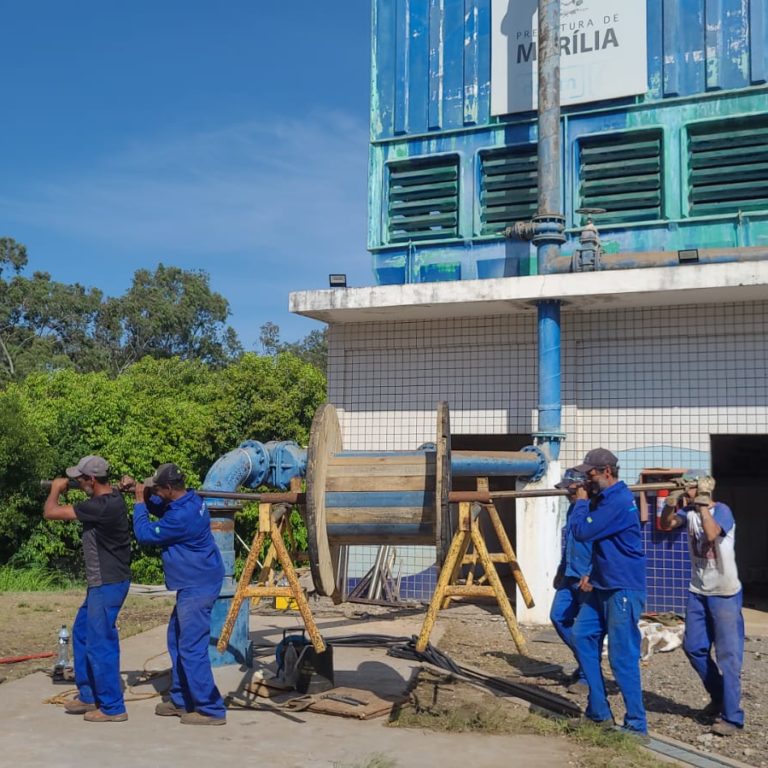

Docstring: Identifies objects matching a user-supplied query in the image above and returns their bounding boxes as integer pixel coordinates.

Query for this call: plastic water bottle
[56,625,70,670]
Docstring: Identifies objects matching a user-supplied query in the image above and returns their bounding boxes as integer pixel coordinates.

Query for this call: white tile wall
[328,300,768,589]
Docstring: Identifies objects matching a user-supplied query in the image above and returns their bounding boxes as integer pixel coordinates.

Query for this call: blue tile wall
[644,520,690,615]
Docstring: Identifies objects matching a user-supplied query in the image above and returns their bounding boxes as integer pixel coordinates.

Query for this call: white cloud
[4,110,369,259]
[0,109,373,342]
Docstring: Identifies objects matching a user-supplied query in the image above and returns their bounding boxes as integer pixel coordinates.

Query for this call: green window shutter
[577,130,663,225]
[479,145,538,236]
[688,117,768,216]
[387,156,459,242]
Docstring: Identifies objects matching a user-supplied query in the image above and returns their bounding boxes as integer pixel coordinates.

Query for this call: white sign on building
[491,0,648,115]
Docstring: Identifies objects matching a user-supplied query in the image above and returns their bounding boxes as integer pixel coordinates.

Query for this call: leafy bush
[130,554,165,586]
[0,351,324,578]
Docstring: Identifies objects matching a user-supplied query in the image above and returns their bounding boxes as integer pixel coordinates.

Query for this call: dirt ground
[3,592,766,767]
[435,605,768,768]
[0,591,173,682]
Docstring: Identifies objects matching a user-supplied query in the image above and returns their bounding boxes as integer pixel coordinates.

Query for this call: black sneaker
[696,699,722,724]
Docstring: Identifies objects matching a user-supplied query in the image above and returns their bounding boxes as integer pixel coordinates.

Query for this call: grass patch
[390,671,669,768]
[0,567,80,591]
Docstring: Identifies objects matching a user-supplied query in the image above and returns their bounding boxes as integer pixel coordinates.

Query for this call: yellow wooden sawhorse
[415,478,534,655]
[216,497,325,655]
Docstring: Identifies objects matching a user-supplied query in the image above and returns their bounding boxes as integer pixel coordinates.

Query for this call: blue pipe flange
[238,440,270,488]
[520,444,548,482]
[265,440,308,490]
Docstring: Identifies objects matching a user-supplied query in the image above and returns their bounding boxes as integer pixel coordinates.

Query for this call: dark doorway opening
[711,434,768,611]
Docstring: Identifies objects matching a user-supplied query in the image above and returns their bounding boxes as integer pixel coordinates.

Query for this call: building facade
[292,0,768,621]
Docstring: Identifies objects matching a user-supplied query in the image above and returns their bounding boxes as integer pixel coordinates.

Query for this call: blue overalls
[134,490,226,719]
[550,501,593,684]
[571,482,648,735]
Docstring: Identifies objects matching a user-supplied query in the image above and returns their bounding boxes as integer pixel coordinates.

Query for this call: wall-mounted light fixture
[328,274,347,288]
[677,249,699,264]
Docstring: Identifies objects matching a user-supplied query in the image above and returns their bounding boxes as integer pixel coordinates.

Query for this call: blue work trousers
[573,588,648,734]
[167,584,225,719]
[72,580,130,715]
[550,578,587,682]
[683,590,744,727]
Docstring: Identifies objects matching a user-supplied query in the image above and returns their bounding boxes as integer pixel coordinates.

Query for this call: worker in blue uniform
[550,467,594,694]
[569,448,648,739]
[129,463,227,726]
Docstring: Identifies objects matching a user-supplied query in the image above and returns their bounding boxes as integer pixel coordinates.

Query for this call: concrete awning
[289,260,768,324]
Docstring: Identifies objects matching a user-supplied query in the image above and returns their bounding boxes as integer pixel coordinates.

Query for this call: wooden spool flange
[305,402,453,600]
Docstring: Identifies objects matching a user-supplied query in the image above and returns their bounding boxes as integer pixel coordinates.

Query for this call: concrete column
[516,460,561,624]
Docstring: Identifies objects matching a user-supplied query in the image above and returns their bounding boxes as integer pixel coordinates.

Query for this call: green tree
[213,352,326,448]
[105,264,242,373]
[258,322,328,374]
[0,239,105,381]
[0,391,54,564]
[1,240,243,380]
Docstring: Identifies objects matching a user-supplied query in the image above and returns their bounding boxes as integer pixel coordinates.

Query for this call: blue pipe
[337,447,547,481]
[534,0,564,459]
[535,300,563,459]
[202,441,271,667]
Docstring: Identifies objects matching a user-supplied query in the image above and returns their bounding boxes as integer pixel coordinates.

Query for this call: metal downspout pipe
[534,0,565,460]
[512,0,565,623]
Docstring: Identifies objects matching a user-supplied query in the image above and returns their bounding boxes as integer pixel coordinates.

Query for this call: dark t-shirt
[74,491,131,587]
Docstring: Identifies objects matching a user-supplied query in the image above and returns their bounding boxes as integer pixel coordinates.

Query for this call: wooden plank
[326,462,433,478]
[326,507,435,524]
[332,533,434,546]
[328,453,430,466]
[325,475,435,492]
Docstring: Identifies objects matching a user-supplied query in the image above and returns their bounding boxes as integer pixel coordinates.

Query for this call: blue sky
[0,1,372,346]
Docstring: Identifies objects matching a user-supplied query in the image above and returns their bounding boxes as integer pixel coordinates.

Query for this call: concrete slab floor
[0,610,574,768]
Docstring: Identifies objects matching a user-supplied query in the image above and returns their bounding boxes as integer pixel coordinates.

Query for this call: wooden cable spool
[306,402,452,602]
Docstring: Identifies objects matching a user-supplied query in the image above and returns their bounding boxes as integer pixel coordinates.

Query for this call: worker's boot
[83,709,128,722]
[179,711,226,726]
[155,700,187,717]
[64,697,97,714]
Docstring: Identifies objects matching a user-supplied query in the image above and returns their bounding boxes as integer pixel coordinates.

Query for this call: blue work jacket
[133,490,224,591]
[571,481,646,592]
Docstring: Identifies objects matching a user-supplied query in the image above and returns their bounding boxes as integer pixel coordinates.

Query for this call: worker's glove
[553,566,565,590]
[671,476,688,489]
[665,490,683,508]
[697,475,716,495]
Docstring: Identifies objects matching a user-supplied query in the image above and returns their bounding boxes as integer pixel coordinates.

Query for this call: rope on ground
[43,652,171,706]
[124,651,171,701]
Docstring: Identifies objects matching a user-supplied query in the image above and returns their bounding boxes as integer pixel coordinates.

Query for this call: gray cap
[145,463,185,488]
[65,455,109,479]
[573,447,619,473]
[555,468,587,490]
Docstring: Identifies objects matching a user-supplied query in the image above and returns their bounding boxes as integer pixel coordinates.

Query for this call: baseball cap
[573,447,619,473]
[555,468,587,489]
[144,463,185,487]
[66,455,109,479]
